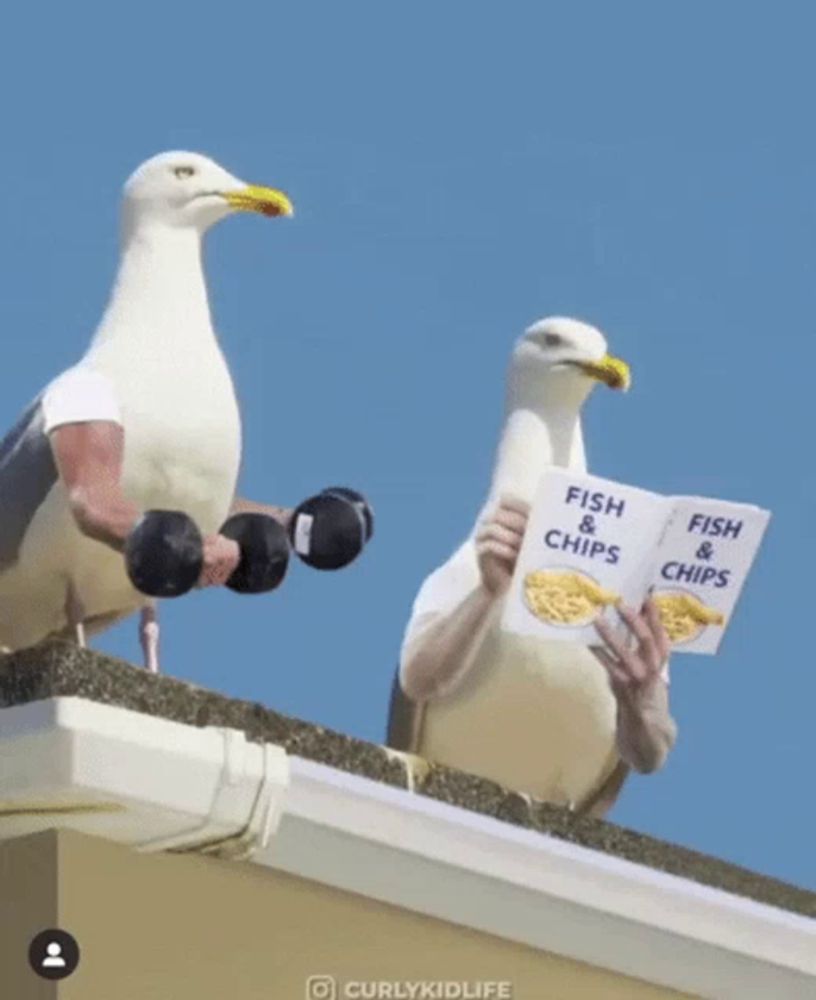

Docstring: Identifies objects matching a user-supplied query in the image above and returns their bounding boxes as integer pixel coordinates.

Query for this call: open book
[501,468,771,654]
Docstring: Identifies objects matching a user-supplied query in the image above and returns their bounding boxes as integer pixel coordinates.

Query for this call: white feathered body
[0,229,241,650]
[417,561,619,806]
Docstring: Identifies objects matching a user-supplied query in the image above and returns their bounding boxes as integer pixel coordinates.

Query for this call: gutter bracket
[137,728,290,860]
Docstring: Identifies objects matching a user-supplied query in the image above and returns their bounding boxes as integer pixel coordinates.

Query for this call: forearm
[615,678,677,774]
[70,491,291,552]
[400,584,501,702]
[68,484,141,553]
[229,496,292,528]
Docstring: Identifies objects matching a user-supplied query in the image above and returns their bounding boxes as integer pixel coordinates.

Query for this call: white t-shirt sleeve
[41,366,122,435]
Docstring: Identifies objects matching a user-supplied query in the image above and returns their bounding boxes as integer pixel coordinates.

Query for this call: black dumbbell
[288,487,374,570]
[125,510,204,598]
[220,512,290,593]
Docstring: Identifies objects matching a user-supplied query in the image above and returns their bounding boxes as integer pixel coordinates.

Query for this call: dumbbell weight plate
[125,510,204,598]
[321,487,374,541]
[220,513,290,594]
[289,493,369,571]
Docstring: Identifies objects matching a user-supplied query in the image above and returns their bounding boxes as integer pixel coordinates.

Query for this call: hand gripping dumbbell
[288,487,374,570]
[125,509,290,598]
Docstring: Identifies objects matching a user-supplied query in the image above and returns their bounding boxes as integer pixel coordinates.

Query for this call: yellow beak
[223,185,294,218]
[578,354,631,391]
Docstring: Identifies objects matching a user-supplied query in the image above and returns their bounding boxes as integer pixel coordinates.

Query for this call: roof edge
[0,695,813,998]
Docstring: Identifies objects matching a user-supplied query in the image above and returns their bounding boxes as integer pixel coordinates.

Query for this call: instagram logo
[306,974,337,999]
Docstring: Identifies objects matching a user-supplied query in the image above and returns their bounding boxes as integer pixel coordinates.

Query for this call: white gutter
[0,696,813,1000]
[0,697,289,856]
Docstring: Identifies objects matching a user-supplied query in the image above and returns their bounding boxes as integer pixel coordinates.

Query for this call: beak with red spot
[223,185,294,218]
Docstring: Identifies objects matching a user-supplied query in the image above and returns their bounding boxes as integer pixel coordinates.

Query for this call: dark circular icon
[28,928,80,980]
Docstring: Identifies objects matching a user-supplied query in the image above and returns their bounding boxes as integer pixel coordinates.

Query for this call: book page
[502,468,670,644]
[649,497,771,655]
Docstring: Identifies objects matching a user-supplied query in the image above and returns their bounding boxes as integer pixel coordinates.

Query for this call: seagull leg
[64,582,87,648]
[139,603,160,674]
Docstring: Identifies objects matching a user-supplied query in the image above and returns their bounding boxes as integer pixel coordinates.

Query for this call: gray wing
[577,760,631,819]
[385,665,426,753]
[0,398,58,571]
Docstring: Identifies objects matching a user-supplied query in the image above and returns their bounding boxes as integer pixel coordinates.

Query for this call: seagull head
[121,151,294,234]
[512,317,631,400]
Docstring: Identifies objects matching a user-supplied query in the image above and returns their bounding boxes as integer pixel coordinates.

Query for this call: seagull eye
[544,332,563,347]
[173,166,196,180]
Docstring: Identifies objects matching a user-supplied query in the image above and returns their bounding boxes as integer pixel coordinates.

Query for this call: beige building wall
[1,828,693,1000]
[0,830,59,1000]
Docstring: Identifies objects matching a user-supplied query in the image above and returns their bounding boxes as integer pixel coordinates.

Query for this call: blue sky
[0,2,813,890]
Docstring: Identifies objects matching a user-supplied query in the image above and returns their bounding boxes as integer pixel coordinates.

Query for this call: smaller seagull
[388,317,676,816]
[0,151,294,671]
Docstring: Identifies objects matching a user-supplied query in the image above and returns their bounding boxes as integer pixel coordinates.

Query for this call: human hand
[592,598,670,706]
[476,496,530,597]
[198,534,241,588]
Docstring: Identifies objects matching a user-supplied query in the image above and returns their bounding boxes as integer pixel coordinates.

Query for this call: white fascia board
[0,697,813,1000]
[270,758,816,999]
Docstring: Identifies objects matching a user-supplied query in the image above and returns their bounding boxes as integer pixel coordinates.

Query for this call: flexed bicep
[49,421,139,551]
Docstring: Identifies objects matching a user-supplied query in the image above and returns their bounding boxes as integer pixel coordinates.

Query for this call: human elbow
[630,750,664,775]
[67,488,113,543]
[68,488,96,533]
[628,719,678,775]
[399,655,438,703]
[399,668,434,704]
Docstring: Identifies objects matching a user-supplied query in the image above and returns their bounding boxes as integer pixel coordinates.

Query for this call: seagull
[0,151,293,669]
[387,317,636,815]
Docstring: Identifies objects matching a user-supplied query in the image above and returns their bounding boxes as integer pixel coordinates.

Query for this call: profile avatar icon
[28,928,80,980]
[42,942,67,968]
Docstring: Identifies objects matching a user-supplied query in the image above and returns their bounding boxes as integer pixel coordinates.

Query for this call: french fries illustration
[653,591,725,644]
[524,570,619,627]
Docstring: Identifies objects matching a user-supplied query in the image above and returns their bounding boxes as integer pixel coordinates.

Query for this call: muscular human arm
[49,421,240,587]
[49,421,140,552]
[399,585,500,701]
[400,496,528,702]
[228,496,293,528]
[615,674,677,774]
[594,601,678,774]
